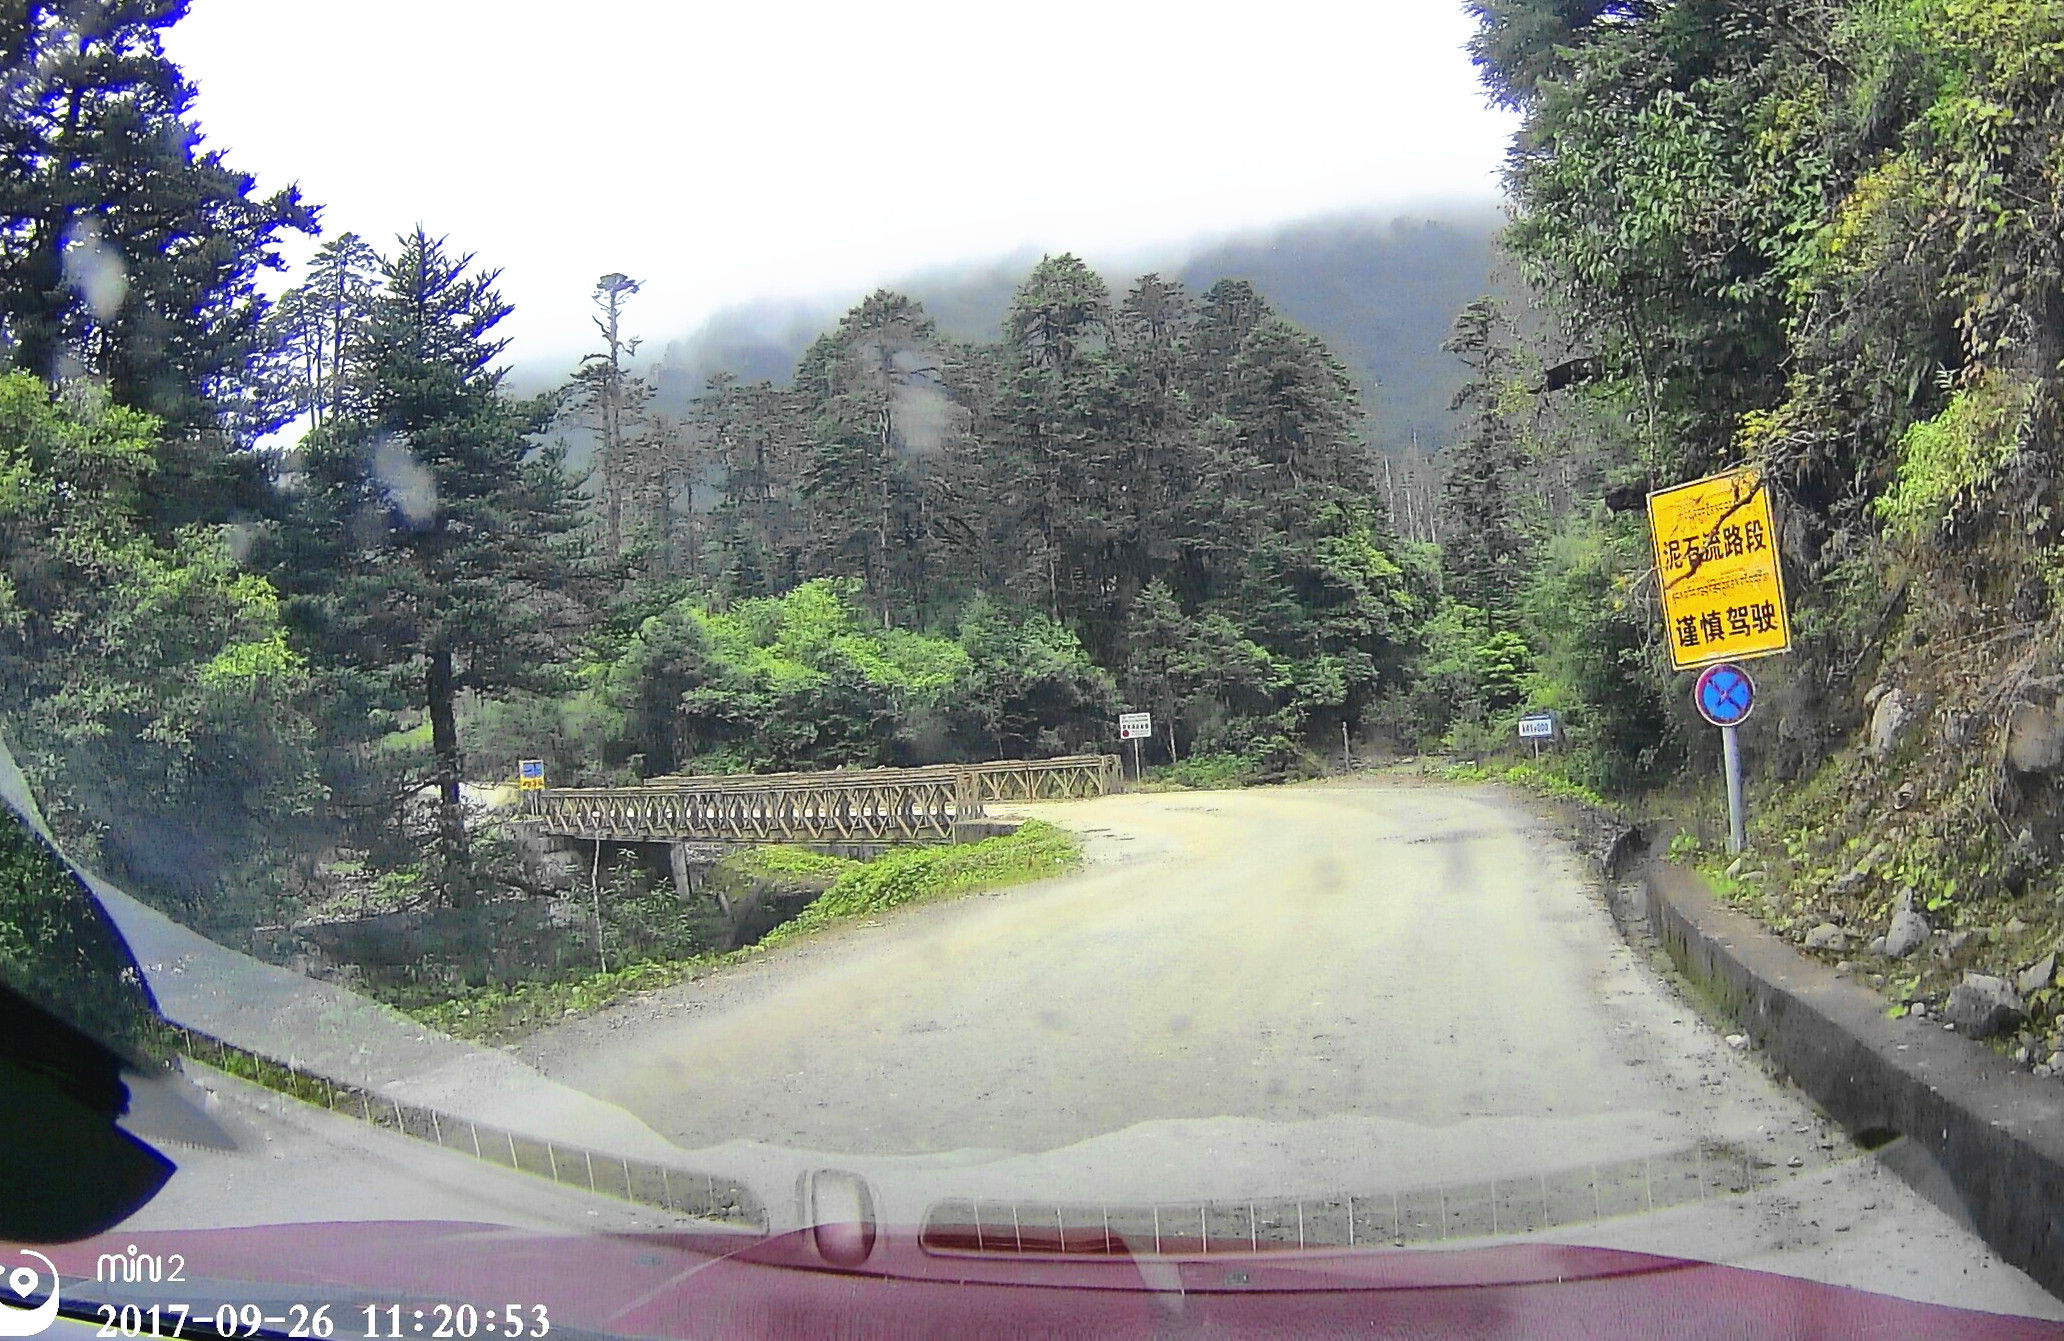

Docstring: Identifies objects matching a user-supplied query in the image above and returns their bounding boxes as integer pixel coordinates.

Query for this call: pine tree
[562,273,648,567]
[794,292,945,624]
[1439,298,1533,620]
[0,1,316,524]
[276,229,587,900]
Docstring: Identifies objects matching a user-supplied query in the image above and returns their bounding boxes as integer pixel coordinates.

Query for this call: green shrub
[764,821,1080,945]
[1876,371,2031,540]
[1139,752,1264,791]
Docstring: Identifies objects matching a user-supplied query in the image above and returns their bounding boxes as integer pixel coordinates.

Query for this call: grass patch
[719,846,860,881]
[1440,760,1615,810]
[403,821,1081,1043]
[761,820,1079,947]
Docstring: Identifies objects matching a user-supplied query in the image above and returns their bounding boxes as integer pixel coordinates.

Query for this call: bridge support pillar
[667,842,694,902]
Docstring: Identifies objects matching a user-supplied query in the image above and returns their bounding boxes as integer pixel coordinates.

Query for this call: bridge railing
[527,754,1122,845]
[528,765,980,844]
[964,754,1123,803]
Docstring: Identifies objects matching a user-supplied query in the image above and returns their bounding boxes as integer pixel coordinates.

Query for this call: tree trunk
[426,647,471,901]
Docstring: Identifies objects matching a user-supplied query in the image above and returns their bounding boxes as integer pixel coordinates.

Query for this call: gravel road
[525,778,2063,1318]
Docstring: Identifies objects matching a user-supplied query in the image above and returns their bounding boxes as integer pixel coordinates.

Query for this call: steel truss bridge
[526,755,1120,846]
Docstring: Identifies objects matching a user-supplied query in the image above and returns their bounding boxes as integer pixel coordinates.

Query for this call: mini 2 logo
[0,1249,58,1336]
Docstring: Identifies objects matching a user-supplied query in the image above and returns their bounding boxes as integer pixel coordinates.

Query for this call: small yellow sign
[517,759,546,791]
[1647,467,1792,671]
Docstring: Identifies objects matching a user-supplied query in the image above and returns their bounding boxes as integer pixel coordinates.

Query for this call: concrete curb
[1641,859,2064,1299]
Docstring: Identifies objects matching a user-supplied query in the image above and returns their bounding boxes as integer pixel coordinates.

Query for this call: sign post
[1517,710,1556,760]
[518,759,546,812]
[1693,665,1755,853]
[1649,468,1791,854]
[1118,711,1152,781]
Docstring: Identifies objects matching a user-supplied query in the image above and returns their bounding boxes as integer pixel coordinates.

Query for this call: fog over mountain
[625,210,1505,457]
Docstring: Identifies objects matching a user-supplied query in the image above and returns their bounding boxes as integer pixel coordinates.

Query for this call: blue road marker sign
[1695,663,1754,728]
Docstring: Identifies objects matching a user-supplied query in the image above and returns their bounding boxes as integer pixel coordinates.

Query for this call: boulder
[1883,891,1930,959]
[1804,923,1847,951]
[2019,952,2056,997]
[1864,684,1892,711]
[2006,699,2064,774]
[1942,974,2026,1039]
[1868,689,1917,760]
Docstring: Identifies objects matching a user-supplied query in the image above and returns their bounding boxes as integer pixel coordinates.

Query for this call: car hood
[32,1220,2064,1340]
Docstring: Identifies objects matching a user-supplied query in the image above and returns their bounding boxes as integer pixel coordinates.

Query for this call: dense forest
[9,0,2064,995]
[639,213,1504,462]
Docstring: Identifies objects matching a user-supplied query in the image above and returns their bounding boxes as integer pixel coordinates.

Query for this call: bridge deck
[528,756,1119,845]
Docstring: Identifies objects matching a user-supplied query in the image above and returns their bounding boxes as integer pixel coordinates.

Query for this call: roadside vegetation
[10,1,2064,1074]
[402,822,1078,1043]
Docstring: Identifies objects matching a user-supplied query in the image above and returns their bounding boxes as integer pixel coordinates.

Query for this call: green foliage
[0,374,319,928]
[1139,752,1267,792]
[1876,370,2032,538]
[0,2,317,470]
[715,845,861,883]
[953,598,1118,759]
[1440,759,1613,809]
[1518,513,1677,792]
[764,822,1080,946]
[0,807,169,1064]
[271,229,589,897]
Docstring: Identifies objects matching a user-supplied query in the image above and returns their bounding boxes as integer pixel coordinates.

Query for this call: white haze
[164,1,1516,373]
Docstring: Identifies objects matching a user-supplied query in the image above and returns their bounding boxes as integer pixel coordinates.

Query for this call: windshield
[5,2,2064,1338]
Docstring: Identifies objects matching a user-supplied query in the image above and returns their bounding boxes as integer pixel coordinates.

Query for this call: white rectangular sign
[1118,712,1153,741]
[1518,712,1556,740]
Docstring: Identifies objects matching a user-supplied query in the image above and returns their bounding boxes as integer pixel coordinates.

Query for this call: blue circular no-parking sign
[1695,663,1755,727]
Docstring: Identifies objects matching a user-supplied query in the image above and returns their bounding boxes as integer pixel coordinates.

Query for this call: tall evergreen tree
[563,273,648,567]
[1439,298,1534,619]
[0,1,316,524]
[794,292,943,624]
[275,229,586,899]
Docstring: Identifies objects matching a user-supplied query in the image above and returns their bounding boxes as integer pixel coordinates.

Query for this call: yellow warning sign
[1647,467,1792,671]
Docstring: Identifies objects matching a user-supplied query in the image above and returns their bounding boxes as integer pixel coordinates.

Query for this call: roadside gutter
[1641,857,2064,1300]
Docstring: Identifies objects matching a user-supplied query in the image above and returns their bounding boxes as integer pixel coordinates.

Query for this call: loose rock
[1869,689,1918,760]
[1942,973,2027,1039]
[2006,698,2064,774]
[2019,952,2056,997]
[1884,889,1929,959]
[1804,922,1847,951]
[1725,1034,1748,1050]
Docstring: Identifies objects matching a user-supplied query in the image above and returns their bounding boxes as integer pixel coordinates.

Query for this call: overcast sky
[163,1,1516,373]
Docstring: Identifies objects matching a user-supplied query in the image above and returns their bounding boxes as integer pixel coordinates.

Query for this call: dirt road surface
[522,778,2061,1318]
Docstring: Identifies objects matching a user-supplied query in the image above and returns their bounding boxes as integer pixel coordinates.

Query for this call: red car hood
[35,1221,2064,1340]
